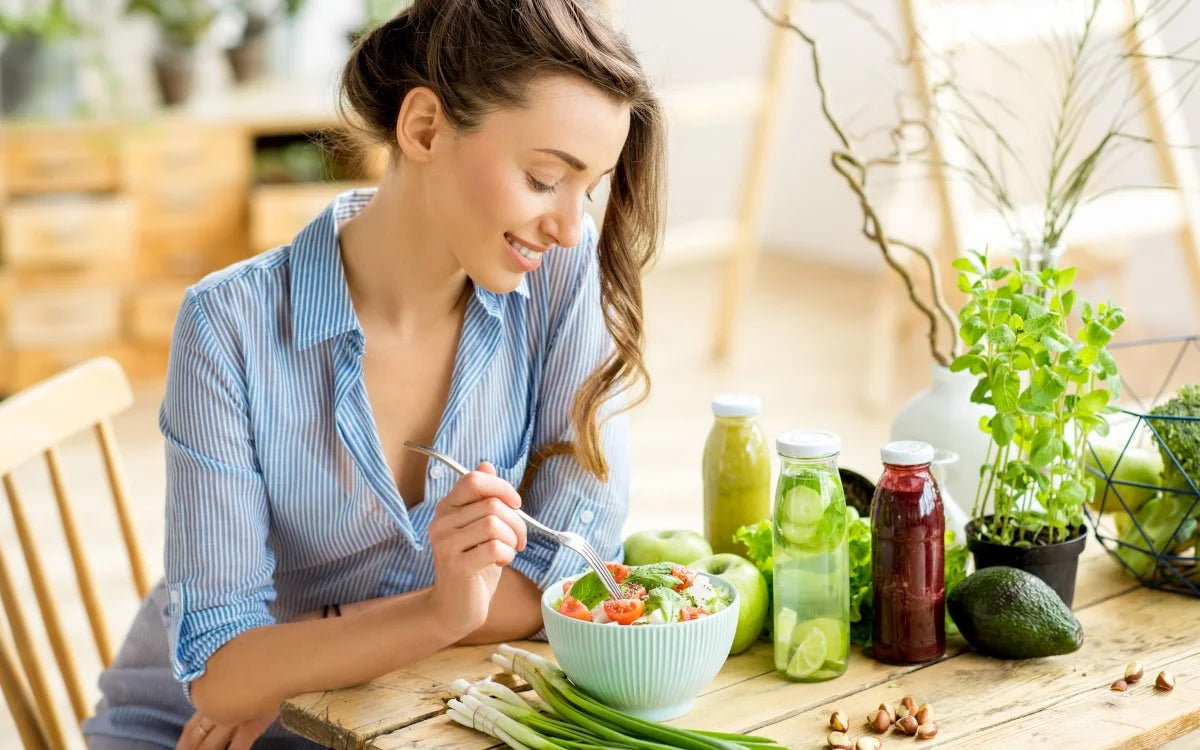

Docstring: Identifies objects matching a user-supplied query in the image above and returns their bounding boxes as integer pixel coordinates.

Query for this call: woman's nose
[540,201,584,249]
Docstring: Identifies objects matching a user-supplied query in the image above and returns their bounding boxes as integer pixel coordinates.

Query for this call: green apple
[622,529,713,566]
[689,553,769,655]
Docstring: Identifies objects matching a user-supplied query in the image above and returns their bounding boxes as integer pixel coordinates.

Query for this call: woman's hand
[176,709,276,750]
[427,461,527,638]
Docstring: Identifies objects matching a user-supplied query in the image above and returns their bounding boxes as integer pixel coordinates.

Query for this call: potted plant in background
[0,0,83,117]
[125,0,218,107]
[225,0,305,84]
[950,247,1125,605]
[744,0,1200,521]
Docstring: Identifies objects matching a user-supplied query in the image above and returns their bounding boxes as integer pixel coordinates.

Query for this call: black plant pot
[0,36,46,115]
[153,49,196,107]
[226,37,267,83]
[966,518,1088,608]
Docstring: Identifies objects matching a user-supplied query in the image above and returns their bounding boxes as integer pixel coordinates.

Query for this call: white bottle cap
[711,393,762,418]
[881,440,935,466]
[776,430,841,459]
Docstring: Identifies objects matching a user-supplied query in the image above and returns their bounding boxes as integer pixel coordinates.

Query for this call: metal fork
[402,441,625,600]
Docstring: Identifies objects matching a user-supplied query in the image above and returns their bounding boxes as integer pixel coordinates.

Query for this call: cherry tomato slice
[605,562,631,584]
[679,606,709,621]
[602,597,646,625]
[621,582,648,600]
[558,596,592,622]
[671,566,696,592]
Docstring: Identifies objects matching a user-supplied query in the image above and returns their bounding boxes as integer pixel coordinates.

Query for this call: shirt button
[429,463,445,480]
[579,509,595,524]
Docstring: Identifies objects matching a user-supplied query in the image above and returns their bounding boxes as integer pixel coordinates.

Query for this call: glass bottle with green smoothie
[772,430,849,681]
[702,394,771,555]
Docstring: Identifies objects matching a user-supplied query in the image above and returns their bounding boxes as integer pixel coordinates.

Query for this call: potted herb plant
[225,0,305,84]
[949,247,1125,606]
[125,0,218,107]
[0,0,82,117]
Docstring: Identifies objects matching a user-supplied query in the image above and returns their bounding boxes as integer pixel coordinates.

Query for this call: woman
[82,1,664,747]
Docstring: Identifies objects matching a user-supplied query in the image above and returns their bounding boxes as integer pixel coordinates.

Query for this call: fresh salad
[551,562,732,625]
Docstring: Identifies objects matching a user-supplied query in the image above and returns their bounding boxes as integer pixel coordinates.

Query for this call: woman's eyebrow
[534,148,618,175]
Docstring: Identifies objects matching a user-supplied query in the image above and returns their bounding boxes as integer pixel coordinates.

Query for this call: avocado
[947,566,1084,659]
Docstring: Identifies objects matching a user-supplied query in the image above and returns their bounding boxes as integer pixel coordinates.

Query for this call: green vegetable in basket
[1149,384,1200,492]
[1114,492,1199,579]
[1085,440,1162,514]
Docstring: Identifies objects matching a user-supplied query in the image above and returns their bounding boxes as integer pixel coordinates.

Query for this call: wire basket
[1084,335,1200,598]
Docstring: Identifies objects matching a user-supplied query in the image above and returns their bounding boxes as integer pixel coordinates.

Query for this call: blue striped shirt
[161,188,629,689]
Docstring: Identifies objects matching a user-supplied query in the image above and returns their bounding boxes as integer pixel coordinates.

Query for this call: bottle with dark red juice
[871,440,945,664]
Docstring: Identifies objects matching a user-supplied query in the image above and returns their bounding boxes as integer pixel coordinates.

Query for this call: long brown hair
[340,0,666,487]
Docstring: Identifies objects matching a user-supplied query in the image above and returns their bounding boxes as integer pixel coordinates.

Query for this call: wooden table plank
[940,649,1200,749]
[280,643,555,748]
[283,535,1152,748]
[747,585,1200,747]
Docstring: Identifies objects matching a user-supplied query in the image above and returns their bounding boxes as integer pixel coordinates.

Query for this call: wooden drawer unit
[122,125,251,188]
[2,126,120,194]
[5,343,136,393]
[2,195,135,271]
[137,186,247,278]
[8,286,123,347]
[251,182,364,253]
[127,283,187,342]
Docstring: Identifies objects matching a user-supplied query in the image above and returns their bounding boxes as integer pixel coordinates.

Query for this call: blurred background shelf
[0,90,387,395]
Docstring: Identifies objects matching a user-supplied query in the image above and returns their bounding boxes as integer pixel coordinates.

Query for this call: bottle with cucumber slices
[771,430,850,681]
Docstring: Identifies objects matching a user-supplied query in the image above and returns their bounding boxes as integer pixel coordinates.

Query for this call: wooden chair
[0,357,150,749]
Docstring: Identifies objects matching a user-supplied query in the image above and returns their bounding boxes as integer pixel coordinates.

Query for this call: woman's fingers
[462,538,519,570]
[438,496,527,551]
[448,514,521,555]
[228,711,278,750]
[439,463,521,510]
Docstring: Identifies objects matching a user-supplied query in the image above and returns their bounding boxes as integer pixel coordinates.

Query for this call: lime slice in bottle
[774,608,799,670]
[799,617,846,662]
[781,484,828,526]
[785,626,827,679]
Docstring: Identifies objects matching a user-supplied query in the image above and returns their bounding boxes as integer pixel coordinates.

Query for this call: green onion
[447,646,788,750]
[492,645,786,750]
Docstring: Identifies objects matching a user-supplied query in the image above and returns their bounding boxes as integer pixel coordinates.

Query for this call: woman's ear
[394,86,444,162]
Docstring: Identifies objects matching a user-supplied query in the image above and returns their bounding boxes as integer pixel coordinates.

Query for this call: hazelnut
[915,704,934,725]
[895,714,920,736]
[1124,661,1144,683]
[916,721,939,739]
[1156,671,1176,690]
[901,696,918,715]
[828,730,853,749]
[855,737,883,750]
[830,710,850,732]
[878,702,896,722]
[869,708,893,733]
[1110,679,1128,692]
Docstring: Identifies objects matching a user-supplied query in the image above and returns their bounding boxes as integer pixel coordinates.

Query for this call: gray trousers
[83,580,323,749]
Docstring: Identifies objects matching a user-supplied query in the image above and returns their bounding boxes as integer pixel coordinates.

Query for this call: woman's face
[430,74,631,294]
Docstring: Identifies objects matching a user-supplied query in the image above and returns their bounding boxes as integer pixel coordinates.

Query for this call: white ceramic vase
[891,365,994,518]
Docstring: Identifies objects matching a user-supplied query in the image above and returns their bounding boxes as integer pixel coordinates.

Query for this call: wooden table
[281,544,1200,749]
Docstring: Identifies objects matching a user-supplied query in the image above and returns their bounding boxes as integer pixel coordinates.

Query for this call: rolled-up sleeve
[508,217,630,593]
[161,289,276,696]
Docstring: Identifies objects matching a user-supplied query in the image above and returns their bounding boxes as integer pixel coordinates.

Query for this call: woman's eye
[527,174,557,194]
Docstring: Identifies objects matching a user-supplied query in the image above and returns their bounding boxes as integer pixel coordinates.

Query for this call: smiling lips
[505,233,548,271]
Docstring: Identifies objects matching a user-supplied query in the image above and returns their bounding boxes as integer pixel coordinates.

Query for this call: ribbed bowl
[540,574,739,721]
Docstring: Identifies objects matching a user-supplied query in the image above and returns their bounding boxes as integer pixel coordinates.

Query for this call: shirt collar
[290,187,531,349]
[290,189,370,351]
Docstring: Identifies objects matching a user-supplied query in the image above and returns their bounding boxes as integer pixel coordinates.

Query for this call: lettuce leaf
[566,572,608,610]
[645,586,687,623]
